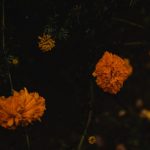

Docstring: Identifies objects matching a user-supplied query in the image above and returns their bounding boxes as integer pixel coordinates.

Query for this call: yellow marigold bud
[8,56,19,65]
[88,136,97,144]
[38,33,55,52]
[12,58,19,65]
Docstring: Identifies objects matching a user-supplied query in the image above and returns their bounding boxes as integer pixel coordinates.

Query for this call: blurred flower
[140,109,150,120]
[148,50,150,57]
[92,51,133,94]
[118,110,126,117]
[38,33,55,52]
[88,135,104,147]
[0,88,46,129]
[116,144,127,150]
[95,135,104,147]
[88,136,97,144]
[135,99,144,108]
[11,59,19,65]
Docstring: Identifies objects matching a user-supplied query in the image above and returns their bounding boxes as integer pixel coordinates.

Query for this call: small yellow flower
[38,33,55,52]
[12,58,19,65]
[8,56,19,65]
[88,136,96,144]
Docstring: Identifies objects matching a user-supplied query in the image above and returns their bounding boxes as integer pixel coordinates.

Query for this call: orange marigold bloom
[92,51,133,94]
[38,33,55,52]
[0,88,46,129]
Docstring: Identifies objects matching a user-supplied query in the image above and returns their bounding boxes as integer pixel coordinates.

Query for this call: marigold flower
[88,136,97,144]
[38,33,55,52]
[0,88,46,129]
[0,96,22,129]
[92,51,133,94]
[12,59,19,65]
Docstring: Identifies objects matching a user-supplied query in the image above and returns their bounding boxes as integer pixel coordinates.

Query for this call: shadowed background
[0,0,150,150]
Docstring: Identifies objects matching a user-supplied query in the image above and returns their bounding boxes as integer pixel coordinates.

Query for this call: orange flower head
[0,88,46,129]
[0,96,22,129]
[38,33,55,52]
[92,51,133,94]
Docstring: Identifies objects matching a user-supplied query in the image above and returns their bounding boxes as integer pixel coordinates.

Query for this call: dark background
[0,0,150,149]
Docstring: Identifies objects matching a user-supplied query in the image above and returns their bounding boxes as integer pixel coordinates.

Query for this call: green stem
[77,110,93,150]
[112,17,144,29]
[25,129,31,150]
[1,0,30,149]
[77,80,94,150]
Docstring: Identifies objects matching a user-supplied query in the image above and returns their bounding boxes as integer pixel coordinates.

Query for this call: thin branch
[112,17,144,29]
[124,41,148,46]
[1,0,30,150]
[25,130,31,150]
[77,80,94,150]
[77,110,93,150]
[1,0,14,94]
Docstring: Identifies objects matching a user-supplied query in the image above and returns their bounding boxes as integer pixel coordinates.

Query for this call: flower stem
[25,129,31,150]
[1,0,14,94]
[1,1,30,150]
[77,80,94,150]
[77,110,93,150]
